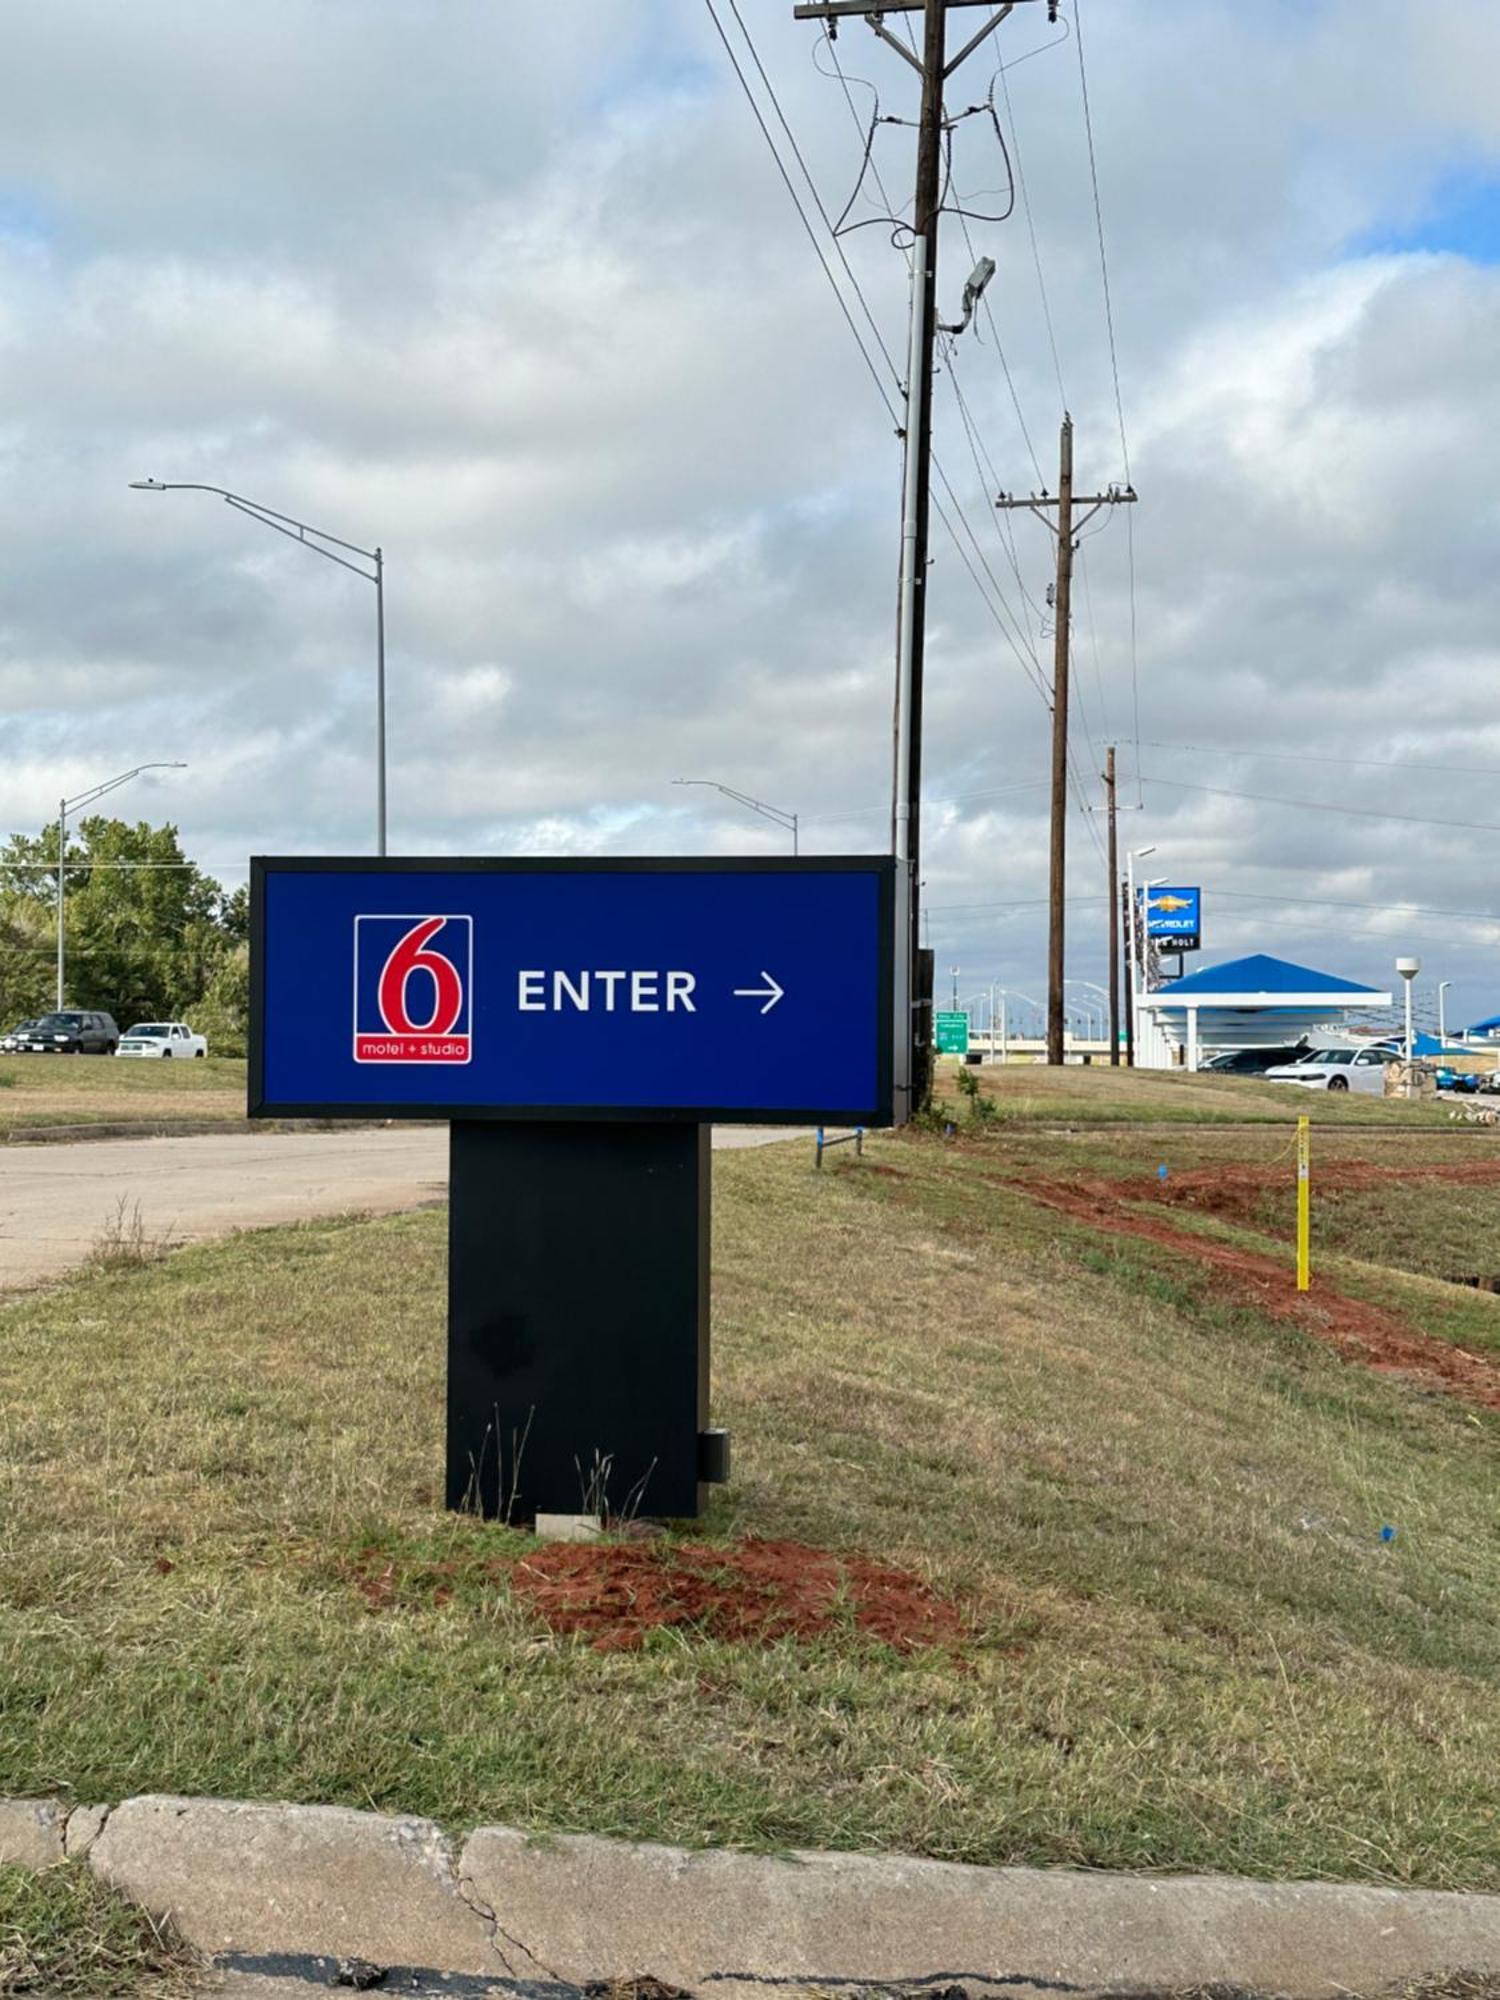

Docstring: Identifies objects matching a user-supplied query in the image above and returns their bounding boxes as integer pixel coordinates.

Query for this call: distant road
[0,1124,808,1292]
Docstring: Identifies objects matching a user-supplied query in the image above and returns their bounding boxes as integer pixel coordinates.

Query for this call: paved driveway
[0,1124,809,1291]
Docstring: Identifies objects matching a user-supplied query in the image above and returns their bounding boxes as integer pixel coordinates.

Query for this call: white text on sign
[517,970,697,1014]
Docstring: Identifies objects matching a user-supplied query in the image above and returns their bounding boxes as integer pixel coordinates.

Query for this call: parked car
[1435,1066,1483,1096]
[115,1021,208,1059]
[19,1010,119,1055]
[0,1018,43,1054]
[1203,1045,1310,1075]
[1263,1046,1389,1094]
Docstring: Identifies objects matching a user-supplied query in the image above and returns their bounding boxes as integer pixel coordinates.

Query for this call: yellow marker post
[1296,1115,1311,1292]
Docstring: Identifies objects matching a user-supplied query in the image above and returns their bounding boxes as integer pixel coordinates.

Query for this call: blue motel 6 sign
[250,857,894,1126]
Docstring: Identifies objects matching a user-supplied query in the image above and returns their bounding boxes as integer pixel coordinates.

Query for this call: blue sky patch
[1358,171,1500,264]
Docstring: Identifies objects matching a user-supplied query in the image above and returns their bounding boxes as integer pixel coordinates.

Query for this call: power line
[1206,886,1500,924]
[703,0,900,420]
[1141,740,1500,782]
[1074,0,1128,482]
[993,28,1066,410]
[1140,773,1500,837]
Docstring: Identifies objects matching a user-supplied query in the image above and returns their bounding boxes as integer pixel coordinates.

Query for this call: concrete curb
[6,1795,1500,1997]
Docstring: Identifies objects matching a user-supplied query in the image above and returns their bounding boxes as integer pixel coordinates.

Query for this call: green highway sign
[935,1010,970,1056]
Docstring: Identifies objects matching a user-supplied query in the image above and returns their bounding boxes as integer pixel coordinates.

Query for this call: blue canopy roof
[1155,953,1385,1000]
[1466,1014,1500,1035]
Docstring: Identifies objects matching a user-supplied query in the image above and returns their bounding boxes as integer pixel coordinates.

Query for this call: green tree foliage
[0,817,242,1031]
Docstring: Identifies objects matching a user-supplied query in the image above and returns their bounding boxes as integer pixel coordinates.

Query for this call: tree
[0,817,229,1022]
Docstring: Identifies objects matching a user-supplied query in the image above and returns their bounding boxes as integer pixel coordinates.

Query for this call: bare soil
[1013,1172,1500,1414]
[509,1538,969,1653]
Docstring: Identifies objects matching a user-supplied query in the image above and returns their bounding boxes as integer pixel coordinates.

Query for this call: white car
[115,1021,208,1059]
[1263,1046,1388,1095]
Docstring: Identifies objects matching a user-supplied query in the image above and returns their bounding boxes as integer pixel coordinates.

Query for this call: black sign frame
[248,854,896,1128]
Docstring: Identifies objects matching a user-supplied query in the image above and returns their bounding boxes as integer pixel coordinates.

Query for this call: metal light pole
[55,763,187,1007]
[672,780,798,854]
[131,481,387,854]
[1397,957,1420,1097]
[1125,846,1156,1067]
[1438,979,1452,1047]
[1069,979,1109,1048]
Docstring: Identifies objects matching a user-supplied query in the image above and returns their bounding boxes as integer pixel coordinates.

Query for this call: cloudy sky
[4,0,1500,1028]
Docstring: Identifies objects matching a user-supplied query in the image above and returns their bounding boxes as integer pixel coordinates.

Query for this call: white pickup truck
[115,1021,208,1059]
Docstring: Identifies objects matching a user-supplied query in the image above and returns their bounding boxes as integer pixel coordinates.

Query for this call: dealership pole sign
[251,857,894,1519]
[1142,885,1202,954]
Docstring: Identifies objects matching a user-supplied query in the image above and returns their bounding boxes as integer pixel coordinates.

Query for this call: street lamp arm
[132,480,379,574]
[64,761,188,817]
[672,780,798,838]
[221,495,380,580]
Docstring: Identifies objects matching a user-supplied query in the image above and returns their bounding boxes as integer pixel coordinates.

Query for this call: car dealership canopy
[1138,953,1394,1071]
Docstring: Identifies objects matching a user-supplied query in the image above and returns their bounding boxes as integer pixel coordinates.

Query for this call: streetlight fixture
[1396,957,1421,1097]
[1438,979,1452,1047]
[671,780,798,854]
[131,480,387,854]
[55,763,187,1007]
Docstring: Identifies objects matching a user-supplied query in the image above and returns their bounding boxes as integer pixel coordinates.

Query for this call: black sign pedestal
[446,1119,712,1522]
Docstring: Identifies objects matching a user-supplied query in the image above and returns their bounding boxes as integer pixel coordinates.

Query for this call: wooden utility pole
[997,426,1135,1066]
[793,0,1032,1116]
[1103,745,1119,1065]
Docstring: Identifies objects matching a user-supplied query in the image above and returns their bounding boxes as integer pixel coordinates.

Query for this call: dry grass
[0,1055,246,1134]
[946,1057,1459,1127]
[0,1122,1497,1886]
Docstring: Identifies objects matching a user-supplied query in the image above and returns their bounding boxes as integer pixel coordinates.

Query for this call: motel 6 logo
[354,915,473,1064]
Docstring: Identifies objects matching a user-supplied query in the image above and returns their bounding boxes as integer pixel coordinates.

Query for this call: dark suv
[22,1010,120,1055]
[1204,1044,1309,1075]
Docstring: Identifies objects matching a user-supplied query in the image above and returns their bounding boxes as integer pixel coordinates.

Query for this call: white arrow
[733,971,784,1015]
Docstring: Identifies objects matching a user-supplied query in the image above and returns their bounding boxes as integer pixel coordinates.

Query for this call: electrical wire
[1140,740,1500,782]
[1141,773,1500,837]
[992,34,1066,409]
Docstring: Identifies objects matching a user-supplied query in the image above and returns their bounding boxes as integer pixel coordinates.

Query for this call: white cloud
[2,0,1499,1022]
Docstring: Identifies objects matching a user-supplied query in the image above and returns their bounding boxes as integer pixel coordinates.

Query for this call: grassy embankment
[1,1067,1497,1890]
[0,1054,247,1135]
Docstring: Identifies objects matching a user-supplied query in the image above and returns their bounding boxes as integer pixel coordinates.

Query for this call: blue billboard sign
[1143,885,1201,952]
[250,858,894,1125]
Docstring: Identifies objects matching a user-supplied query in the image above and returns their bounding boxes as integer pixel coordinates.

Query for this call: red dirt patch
[1148,1157,1500,1235]
[509,1538,967,1653]
[1015,1174,1500,1414]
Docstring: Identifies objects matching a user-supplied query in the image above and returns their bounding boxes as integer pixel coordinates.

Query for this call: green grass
[943,1057,1463,1127]
[0,1864,196,1998]
[2,1120,1499,1889]
[0,1055,247,1134]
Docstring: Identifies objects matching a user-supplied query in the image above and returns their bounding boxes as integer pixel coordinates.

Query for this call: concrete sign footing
[5,1795,1500,1997]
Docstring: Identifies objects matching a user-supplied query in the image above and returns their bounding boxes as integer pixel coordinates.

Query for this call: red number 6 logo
[378,919,464,1036]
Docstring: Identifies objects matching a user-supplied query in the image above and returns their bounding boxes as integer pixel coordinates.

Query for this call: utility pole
[997,420,1135,1066]
[1103,745,1119,1066]
[794,0,1029,1119]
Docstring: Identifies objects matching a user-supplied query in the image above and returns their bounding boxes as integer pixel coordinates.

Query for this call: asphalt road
[0,1124,808,1291]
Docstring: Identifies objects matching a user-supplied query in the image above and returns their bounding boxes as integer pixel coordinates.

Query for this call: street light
[1124,847,1157,1067]
[1069,978,1109,1046]
[55,763,187,1007]
[1438,979,1452,1047]
[131,480,387,854]
[672,779,798,854]
[1396,957,1421,1097]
